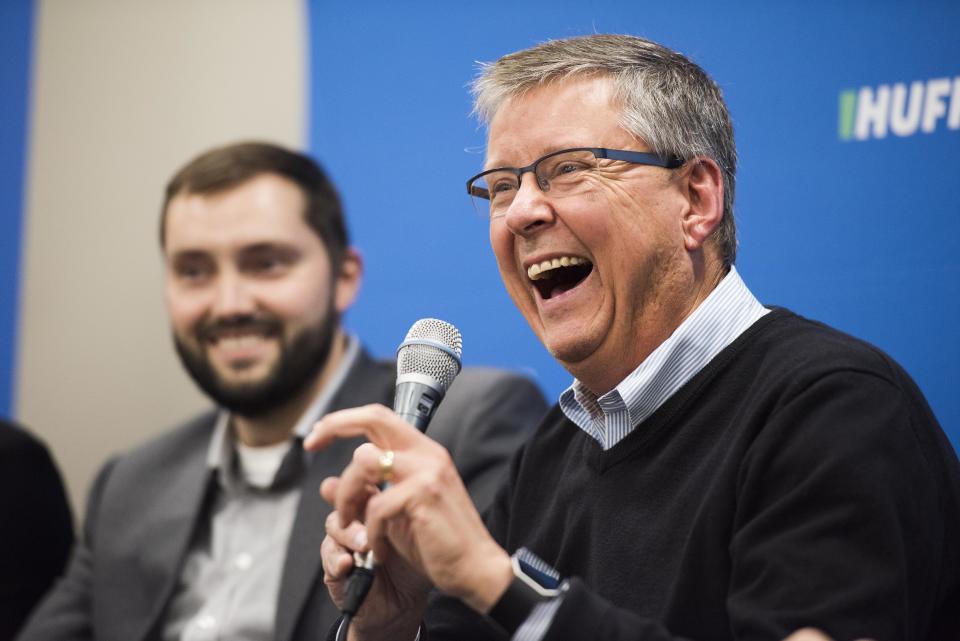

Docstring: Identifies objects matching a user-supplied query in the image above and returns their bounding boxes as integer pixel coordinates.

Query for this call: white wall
[17,0,306,517]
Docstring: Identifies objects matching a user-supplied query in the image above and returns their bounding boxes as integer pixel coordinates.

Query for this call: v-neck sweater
[428,308,960,641]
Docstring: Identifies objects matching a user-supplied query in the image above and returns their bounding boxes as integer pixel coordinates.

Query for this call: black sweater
[0,421,74,640]
[428,309,960,641]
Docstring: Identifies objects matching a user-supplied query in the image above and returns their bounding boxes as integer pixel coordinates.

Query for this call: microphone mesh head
[397,318,462,391]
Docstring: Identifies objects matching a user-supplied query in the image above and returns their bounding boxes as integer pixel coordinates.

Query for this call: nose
[502,173,556,237]
[211,270,256,318]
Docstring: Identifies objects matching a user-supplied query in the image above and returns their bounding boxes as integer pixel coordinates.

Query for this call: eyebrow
[483,144,580,171]
[237,242,300,258]
[171,241,295,254]
[169,249,210,263]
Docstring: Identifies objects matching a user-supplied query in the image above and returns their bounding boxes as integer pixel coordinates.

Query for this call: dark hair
[160,141,349,268]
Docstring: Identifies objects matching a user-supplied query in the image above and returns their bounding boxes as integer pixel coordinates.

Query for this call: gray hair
[471,34,737,267]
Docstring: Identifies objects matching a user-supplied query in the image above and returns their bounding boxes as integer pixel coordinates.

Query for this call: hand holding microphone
[305,320,513,639]
[339,319,463,625]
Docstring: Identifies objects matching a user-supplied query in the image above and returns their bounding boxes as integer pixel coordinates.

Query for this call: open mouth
[527,256,593,300]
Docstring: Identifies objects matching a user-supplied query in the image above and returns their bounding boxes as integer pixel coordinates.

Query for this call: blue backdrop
[0,0,34,418]
[0,2,955,452]
[308,1,960,451]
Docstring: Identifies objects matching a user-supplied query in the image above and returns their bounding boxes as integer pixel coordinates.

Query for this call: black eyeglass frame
[466,147,685,200]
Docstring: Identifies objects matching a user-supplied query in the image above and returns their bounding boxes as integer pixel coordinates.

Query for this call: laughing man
[309,34,960,641]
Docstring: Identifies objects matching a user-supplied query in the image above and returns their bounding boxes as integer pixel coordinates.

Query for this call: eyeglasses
[466,147,683,218]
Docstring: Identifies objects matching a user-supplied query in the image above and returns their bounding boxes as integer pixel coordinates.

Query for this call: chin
[222,370,274,388]
[545,336,599,369]
[211,362,273,387]
[225,375,269,389]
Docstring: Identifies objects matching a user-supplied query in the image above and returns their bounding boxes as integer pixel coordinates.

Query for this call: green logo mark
[838,90,857,141]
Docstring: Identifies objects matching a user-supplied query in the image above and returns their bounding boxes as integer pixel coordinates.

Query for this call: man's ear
[334,246,363,313]
[680,157,724,252]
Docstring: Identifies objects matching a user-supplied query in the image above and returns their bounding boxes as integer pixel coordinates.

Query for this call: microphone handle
[393,379,446,432]
[356,380,444,564]
[341,379,449,616]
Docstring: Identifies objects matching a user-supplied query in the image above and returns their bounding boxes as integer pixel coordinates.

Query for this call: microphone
[340,319,463,624]
[393,318,463,431]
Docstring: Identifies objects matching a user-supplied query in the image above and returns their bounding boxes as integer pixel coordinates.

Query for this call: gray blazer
[18,349,546,641]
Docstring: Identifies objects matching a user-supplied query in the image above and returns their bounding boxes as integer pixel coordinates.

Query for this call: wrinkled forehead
[484,76,626,168]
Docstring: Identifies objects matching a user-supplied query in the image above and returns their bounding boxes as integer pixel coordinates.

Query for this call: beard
[173,304,338,419]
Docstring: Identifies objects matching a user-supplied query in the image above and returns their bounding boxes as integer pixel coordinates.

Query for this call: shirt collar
[205,333,362,487]
[559,267,768,448]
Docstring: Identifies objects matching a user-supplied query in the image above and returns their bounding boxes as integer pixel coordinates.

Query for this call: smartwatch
[487,552,561,635]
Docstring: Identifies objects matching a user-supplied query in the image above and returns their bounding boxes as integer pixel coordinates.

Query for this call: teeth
[527,256,585,281]
[217,334,267,349]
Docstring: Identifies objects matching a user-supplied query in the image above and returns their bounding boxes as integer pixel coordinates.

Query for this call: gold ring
[378,450,395,484]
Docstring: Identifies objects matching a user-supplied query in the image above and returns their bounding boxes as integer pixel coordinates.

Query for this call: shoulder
[731,309,958,498]
[115,409,218,466]
[429,366,547,448]
[82,410,218,538]
[452,366,542,393]
[737,308,917,396]
[94,409,217,491]
[701,308,954,482]
[0,421,69,499]
[0,420,68,506]
[0,419,51,464]
[445,366,547,414]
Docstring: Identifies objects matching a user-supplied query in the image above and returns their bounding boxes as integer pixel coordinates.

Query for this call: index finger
[303,403,424,452]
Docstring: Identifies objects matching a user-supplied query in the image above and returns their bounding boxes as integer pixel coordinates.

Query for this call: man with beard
[17,142,546,641]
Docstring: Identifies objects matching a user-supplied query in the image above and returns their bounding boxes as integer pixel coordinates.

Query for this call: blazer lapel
[274,349,394,641]
[136,419,217,641]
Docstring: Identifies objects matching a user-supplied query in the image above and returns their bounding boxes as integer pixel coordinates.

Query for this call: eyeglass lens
[470,149,601,218]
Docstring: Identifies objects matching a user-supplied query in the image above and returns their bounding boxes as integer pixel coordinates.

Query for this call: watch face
[490,550,564,634]
[517,557,562,591]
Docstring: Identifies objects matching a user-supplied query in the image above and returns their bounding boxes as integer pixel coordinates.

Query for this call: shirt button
[234,552,253,570]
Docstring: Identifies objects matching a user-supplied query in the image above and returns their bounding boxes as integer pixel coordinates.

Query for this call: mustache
[196,314,283,342]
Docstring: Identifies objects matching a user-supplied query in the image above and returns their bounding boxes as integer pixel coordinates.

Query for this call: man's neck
[570,258,728,396]
[232,329,349,447]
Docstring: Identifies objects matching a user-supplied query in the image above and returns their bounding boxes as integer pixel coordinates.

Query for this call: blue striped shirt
[558,267,768,450]
[514,267,768,641]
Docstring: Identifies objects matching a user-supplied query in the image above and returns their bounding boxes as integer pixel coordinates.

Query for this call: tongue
[540,263,592,300]
[549,281,579,298]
